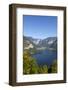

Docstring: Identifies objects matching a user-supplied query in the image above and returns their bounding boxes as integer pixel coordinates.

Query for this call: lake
[32,49,57,67]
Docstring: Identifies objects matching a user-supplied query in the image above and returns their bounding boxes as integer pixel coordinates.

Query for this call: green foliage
[42,65,48,73]
[29,58,38,74]
[38,65,48,74]
[48,60,57,73]
[51,60,57,73]
[23,50,38,74]
[23,50,57,74]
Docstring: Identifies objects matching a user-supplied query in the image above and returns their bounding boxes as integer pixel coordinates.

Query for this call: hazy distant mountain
[24,36,41,45]
[23,36,57,50]
[38,37,57,48]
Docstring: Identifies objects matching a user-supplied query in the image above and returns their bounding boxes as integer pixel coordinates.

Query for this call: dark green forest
[23,50,57,74]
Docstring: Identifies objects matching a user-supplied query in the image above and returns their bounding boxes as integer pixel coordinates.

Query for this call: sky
[23,15,57,39]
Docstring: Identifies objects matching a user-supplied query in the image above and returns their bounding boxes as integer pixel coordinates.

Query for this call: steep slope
[23,36,57,50]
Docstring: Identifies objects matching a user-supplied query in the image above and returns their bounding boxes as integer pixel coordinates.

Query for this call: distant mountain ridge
[23,36,57,50]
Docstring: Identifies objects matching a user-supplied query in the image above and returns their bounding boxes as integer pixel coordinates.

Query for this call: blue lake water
[32,49,57,67]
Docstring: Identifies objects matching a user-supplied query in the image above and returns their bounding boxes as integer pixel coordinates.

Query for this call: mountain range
[23,36,57,50]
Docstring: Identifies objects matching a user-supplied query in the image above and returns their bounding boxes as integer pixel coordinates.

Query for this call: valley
[23,36,57,74]
[23,36,57,51]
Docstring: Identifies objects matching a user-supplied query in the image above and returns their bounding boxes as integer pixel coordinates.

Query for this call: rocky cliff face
[23,36,57,50]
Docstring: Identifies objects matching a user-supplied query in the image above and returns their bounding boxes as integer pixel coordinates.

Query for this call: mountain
[24,36,41,45]
[23,36,57,50]
[23,36,34,49]
[38,37,57,48]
